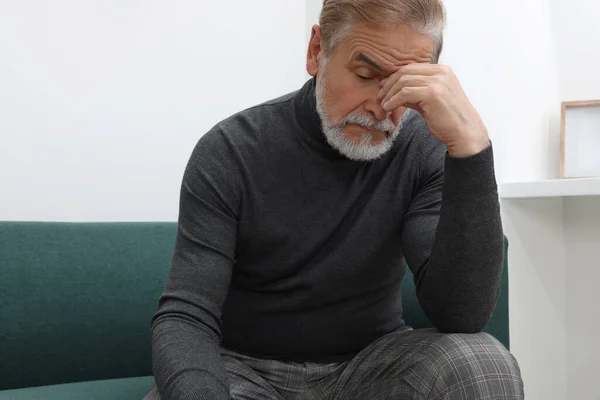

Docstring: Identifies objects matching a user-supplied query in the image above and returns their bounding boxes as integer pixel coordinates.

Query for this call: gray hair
[319,0,446,63]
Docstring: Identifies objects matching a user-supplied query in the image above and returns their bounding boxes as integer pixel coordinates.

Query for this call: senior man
[146,0,524,399]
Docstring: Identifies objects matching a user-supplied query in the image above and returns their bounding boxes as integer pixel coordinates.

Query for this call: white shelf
[500,177,600,199]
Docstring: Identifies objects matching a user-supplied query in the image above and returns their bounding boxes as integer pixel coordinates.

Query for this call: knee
[432,332,519,372]
[427,333,523,394]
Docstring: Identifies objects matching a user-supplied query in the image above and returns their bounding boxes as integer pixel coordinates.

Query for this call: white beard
[314,62,410,161]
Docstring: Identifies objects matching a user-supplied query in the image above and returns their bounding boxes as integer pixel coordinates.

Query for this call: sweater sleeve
[401,143,504,333]
[151,129,240,400]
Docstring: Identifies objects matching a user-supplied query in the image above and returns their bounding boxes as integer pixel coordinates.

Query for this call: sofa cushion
[0,376,154,400]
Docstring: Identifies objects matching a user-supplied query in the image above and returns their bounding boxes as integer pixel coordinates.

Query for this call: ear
[306,24,323,77]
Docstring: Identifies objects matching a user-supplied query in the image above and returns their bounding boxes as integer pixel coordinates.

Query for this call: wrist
[447,129,490,158]
[443,142,498,202]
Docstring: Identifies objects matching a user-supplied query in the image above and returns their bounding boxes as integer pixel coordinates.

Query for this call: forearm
[149,124,241,399]
[416,145,504,333]
[150,243,234,400]
[152,303,231,400]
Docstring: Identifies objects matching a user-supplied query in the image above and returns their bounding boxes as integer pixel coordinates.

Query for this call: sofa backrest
[0,222,176,390]
[0,221,509,391]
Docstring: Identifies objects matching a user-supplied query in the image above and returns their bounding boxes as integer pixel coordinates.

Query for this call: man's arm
[151,128,239,399]
[379,63,504,332]
[401,143,503,333]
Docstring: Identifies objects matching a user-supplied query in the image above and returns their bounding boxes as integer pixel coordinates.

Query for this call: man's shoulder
[252,90,298,109]
[220,89,297,135]
[232,89,297,123]
[199,89,298,149]
[190,88,300,171]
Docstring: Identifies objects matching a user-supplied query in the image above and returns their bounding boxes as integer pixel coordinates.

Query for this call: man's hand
[378,64,489,158]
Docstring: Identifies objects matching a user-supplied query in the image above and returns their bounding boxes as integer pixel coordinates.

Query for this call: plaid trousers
[145,328,524,399]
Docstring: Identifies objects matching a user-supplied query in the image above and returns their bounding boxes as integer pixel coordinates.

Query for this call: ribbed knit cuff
[183,390,228,400]
[442,143,498,202]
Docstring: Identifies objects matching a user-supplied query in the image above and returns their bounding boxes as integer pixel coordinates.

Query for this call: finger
[379,75,431,102]
[382,86,429,112]
[399,63,448,76]
[379,70,402,99]
[378,65,440,98]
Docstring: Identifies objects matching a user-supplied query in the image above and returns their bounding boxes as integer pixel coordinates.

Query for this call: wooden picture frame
[560,100,600,179]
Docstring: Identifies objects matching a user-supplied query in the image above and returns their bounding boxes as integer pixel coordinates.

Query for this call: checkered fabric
[144,329,523,399]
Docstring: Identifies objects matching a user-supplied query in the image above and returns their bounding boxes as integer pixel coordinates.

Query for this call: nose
[364,97,392,121]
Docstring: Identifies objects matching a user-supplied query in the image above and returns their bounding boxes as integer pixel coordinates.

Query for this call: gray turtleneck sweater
[150,79,504,399]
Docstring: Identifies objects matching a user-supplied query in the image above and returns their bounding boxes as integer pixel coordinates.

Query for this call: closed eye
[356,74,374,81]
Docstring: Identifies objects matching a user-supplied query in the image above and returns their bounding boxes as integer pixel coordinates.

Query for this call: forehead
[339,23,434,72]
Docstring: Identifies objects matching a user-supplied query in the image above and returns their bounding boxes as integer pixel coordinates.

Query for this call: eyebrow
[353,52,385,72]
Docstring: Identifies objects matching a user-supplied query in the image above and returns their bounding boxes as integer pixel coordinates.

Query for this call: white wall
[564,197,600,400]
[549,2,600,399]
[305,0,322,54]
[550,0,600,102]
[0,0,307,222]
[501,199,568,400]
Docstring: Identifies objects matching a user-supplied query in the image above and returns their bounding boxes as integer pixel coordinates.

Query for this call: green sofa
[0,222,510,399]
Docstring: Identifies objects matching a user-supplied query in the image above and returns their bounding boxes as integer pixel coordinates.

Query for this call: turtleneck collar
[293,77,352,161]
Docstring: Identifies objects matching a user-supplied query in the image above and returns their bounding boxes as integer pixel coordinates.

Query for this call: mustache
[339,113,397,133]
